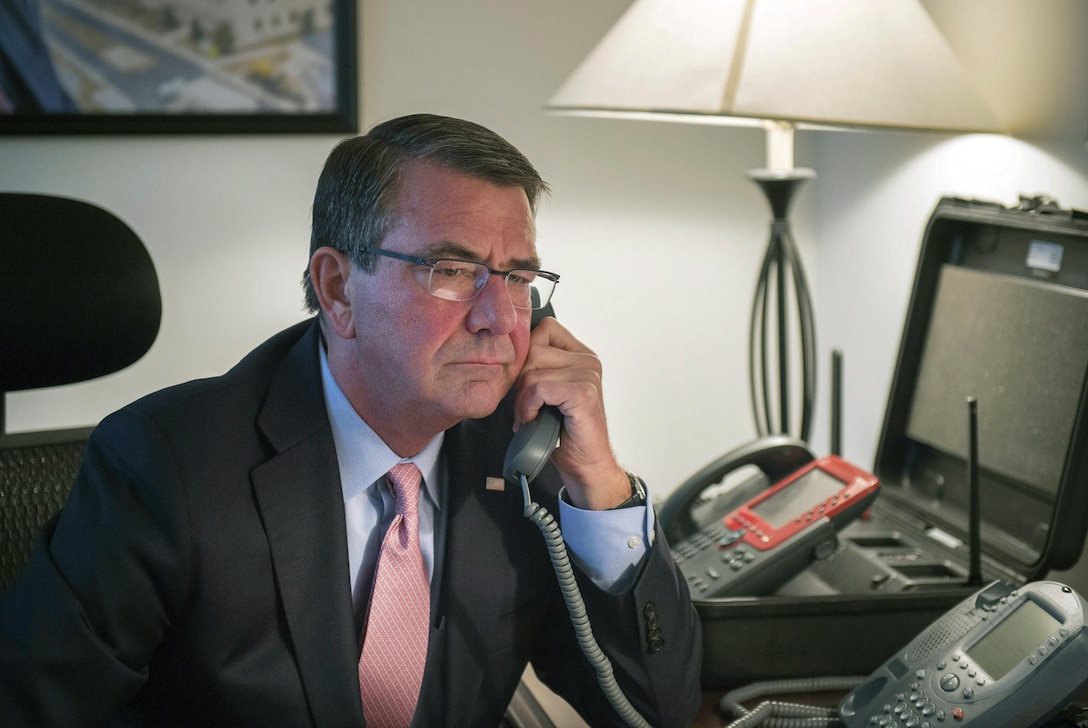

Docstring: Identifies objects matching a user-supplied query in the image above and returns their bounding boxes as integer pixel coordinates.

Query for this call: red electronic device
[673,455,880,598]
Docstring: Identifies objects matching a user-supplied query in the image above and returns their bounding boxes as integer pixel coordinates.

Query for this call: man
[0,114,702,726]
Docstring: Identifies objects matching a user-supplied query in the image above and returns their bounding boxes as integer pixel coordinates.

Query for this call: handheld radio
[672,455,879,598]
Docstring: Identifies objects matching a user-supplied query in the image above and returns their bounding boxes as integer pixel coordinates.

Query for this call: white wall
[3,0,1087,509]
[809,0,1088,469]
[2,0,779,496]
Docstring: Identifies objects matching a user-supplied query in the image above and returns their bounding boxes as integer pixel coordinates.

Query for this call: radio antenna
[830,349,843,456]
[966,396,983,587]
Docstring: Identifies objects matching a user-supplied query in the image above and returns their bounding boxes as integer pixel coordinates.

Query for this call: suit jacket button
[643,601,657,619]
[649,637,665,653]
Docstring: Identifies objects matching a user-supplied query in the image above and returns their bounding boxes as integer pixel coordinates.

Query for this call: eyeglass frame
[366,248,560,310]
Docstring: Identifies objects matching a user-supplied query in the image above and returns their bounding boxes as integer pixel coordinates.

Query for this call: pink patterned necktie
[358,463,430,727]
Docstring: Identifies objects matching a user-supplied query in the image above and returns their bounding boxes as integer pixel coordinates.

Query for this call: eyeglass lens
[427,260,555,310]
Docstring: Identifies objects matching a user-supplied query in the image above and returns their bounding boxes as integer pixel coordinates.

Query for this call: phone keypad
[673,521,765,595]
[724,544,757,571]
[675,522,741,595]
[866,683,947,727]
[673,521,731,560]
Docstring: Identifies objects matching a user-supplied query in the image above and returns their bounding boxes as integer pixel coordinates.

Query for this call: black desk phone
[662,441,880,598]
[839,580,1088,728]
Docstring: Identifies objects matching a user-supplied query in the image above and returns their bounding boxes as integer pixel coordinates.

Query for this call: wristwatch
[613,472,646,509]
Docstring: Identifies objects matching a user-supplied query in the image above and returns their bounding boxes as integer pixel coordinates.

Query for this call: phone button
[718,528,746,547]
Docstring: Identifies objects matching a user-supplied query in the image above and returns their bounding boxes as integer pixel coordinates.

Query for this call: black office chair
[0,192,161,589]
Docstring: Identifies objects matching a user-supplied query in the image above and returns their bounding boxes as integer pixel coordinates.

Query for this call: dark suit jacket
[0,319,702,727]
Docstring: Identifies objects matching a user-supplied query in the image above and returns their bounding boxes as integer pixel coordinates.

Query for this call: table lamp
[547,0,1004,442]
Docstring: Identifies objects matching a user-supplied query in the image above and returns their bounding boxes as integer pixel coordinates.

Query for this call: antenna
[966,396,983,587]
[830,349,843,456]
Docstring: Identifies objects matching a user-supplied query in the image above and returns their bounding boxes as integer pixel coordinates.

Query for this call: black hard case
[687,196,1088,689]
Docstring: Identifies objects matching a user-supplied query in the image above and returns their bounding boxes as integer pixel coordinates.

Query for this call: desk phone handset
[840,580,1088,728]
[502,405,651,728]
[502,405,562,485]
[671,454,880,598]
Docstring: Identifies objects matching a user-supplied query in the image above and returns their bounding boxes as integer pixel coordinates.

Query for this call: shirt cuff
[558,482,656,593]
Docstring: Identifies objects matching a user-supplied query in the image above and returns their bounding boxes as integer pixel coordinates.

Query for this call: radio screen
[966,599,1061,680]
[749,468,845,528]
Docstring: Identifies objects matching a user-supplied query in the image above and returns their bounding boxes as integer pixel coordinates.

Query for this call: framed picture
[0,0,358,135]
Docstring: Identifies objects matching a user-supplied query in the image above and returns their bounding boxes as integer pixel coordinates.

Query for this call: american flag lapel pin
[485,476,505,492]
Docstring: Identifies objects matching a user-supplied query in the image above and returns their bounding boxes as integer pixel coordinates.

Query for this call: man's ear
[309,246,357,339]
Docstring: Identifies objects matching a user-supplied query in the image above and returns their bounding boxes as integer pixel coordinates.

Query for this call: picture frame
[0,0,358,135]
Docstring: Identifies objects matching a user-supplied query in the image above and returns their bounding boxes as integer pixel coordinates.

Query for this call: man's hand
[513,318,631,510]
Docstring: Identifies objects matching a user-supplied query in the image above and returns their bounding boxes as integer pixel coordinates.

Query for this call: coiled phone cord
[725,704,840,728]
[519,473,652,728]
[720,676,864,728]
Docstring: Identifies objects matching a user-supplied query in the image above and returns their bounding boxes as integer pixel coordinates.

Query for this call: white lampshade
[547,0,1005,443]
[548,0,1004,136]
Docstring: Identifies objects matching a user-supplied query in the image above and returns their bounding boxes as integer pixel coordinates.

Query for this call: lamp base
[748,168,816,219]
[748,168,817,441]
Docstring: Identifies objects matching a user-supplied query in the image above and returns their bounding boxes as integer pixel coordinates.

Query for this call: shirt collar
[319,342,444,506]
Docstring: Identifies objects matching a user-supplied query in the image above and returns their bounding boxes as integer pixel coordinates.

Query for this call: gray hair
[302,113,549,312]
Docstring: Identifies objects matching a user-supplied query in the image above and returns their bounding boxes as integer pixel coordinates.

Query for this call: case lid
[874,196,1088,581]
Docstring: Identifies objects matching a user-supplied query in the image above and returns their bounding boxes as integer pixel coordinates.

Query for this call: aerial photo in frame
[0,0,357,133]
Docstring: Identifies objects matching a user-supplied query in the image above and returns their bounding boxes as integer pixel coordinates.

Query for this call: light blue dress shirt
[318,345,654,622]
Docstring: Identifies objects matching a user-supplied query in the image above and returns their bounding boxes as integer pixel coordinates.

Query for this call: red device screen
[723,456,879,551]
[749,467,845,527]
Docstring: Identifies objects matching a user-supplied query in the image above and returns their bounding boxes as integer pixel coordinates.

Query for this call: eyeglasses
[369,248,559,310]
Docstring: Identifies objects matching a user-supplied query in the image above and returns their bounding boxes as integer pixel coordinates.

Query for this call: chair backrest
[0,192,161,402]
[0,192,161,589]
[0,426,94,588]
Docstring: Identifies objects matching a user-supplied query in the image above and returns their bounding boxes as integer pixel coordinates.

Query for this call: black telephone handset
[503,405,562,485]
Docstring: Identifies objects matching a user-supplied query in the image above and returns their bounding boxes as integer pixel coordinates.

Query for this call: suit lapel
[417,413,528,725]
[251,323,364,727]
